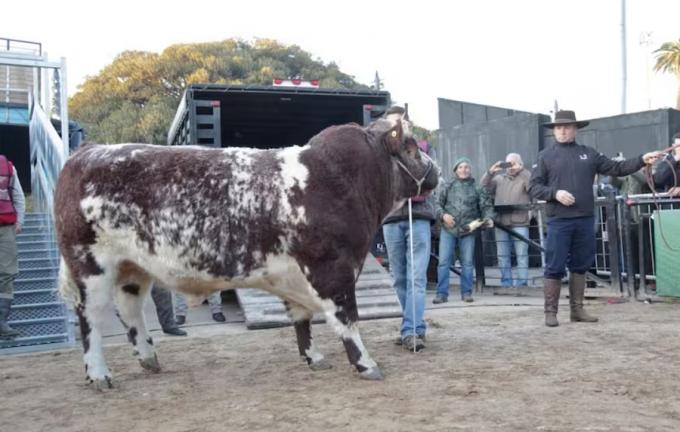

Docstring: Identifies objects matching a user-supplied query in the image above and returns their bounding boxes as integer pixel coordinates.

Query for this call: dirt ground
[3,299,680,432]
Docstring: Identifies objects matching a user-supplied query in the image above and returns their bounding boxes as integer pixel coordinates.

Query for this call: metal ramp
[236,254,401,329]
[0,212,70,351]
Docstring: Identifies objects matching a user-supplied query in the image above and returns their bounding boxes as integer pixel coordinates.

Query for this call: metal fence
[619,193,680,297]
[466,194,680,298]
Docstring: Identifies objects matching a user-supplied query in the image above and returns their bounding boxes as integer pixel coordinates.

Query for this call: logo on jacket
[579,154,588,160]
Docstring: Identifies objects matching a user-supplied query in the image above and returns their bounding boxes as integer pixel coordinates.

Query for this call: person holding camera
[481,153,532,290]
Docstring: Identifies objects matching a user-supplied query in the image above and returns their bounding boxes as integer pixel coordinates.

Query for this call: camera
[499,161,513,169]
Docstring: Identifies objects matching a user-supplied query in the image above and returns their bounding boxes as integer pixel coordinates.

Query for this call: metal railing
[472,193,679,298]
[619,193,680,297]
[29,91,66,215]
[0,37,42,55]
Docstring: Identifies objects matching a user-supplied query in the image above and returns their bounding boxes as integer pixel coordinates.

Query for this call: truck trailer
[165,83,400,329]
[167,83,390,148]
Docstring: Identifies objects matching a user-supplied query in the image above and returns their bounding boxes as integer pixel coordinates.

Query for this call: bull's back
[54,143,307,279]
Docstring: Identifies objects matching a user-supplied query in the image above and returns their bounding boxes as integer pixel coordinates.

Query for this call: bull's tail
[58,257,82,306]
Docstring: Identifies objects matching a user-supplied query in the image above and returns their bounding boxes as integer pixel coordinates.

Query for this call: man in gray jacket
[481,153,532,289]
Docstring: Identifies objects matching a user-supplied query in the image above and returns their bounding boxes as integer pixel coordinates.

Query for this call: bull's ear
[383,121,403,154]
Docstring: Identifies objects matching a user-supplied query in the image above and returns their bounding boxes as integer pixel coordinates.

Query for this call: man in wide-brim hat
[529,110,661,327]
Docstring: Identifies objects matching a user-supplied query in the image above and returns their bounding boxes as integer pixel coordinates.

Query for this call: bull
[55,113,438,389]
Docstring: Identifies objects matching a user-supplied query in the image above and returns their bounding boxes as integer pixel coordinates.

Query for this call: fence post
[638,216,648,296]
[604,192,622,294]
[535,205,546,267]
[620,199,636,297]
[474,231,485,293]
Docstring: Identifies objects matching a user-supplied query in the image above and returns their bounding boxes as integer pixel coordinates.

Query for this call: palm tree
[653,38,680,109]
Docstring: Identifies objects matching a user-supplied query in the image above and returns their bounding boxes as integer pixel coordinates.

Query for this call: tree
[653,38,680,109]
[69,39,369,144]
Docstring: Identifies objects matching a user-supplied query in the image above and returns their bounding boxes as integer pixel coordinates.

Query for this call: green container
[654,209,680,297]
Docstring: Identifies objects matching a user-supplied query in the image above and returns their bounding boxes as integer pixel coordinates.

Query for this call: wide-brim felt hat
[543,110,589,129]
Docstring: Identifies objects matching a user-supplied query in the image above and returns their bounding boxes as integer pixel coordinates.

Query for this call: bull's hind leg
[285,301,331,371]
[76,272,118,390]
[113,262,159,373]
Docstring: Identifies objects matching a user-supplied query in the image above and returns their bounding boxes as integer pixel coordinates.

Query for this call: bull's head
[382,118,439,200]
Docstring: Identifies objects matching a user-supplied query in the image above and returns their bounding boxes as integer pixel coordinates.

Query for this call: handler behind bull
[529,110,661,327]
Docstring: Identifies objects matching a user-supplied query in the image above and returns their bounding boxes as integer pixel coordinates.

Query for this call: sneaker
[175,315,186,326]
[212,312,226,322]
[401,335,425,352]
[432,295,448,304]
[462,294,474,303]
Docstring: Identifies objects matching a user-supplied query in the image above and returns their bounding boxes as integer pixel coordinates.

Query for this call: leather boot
[0,298,20,339]
[543,278,561,327]
[569,273,598,323]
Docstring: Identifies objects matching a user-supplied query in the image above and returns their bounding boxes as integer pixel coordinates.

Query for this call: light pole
[620,0,627,114]
[639,31,654,110]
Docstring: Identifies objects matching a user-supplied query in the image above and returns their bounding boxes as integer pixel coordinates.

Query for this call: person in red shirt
[0,155,25,339]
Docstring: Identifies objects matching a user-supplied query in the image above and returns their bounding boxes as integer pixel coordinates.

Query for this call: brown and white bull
[55,114,438,389]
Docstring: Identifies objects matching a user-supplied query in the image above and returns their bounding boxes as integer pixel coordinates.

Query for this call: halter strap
[393,156,433,196]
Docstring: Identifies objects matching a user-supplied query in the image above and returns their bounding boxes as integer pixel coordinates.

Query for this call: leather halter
[393,154,434,196]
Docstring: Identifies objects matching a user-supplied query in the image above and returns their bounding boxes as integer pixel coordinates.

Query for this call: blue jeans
[383,220,430,338]
[436,229,475,299]
[544,216,596,279]
[495,226,529,287]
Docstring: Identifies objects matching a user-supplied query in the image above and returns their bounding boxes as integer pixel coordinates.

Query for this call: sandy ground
[2,296,680,432]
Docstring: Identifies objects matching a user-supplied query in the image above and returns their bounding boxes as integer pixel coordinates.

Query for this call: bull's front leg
[324,290,383,381]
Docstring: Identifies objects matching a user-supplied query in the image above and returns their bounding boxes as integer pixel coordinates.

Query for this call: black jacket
[529,141,644,219]
[653,154,680,190]
[383,194,436,225]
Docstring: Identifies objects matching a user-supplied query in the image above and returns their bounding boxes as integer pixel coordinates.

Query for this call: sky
[3,0,679,130]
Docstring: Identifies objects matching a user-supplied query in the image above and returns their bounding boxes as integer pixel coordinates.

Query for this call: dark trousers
[151,286,176,330]
[544,216,595,279]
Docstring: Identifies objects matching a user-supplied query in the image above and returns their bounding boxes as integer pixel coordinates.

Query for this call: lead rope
[407,198,417,352]
[643,143,680,251]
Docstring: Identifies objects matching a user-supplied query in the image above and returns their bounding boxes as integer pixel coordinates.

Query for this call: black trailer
[165,83,401,329]
[167,84,390,148]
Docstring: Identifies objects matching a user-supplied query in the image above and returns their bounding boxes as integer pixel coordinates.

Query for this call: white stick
[407,198,417,352]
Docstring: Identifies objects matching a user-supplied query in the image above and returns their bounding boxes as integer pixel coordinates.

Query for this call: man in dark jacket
[383,138,436,352]
[529,110,660,327]
[653,132,680,195]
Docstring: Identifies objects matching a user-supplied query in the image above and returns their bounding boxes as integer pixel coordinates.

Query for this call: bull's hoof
[139,354,161,373]
[309,359,332,371]
[359,367,384,381]
[90,376,114,391]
